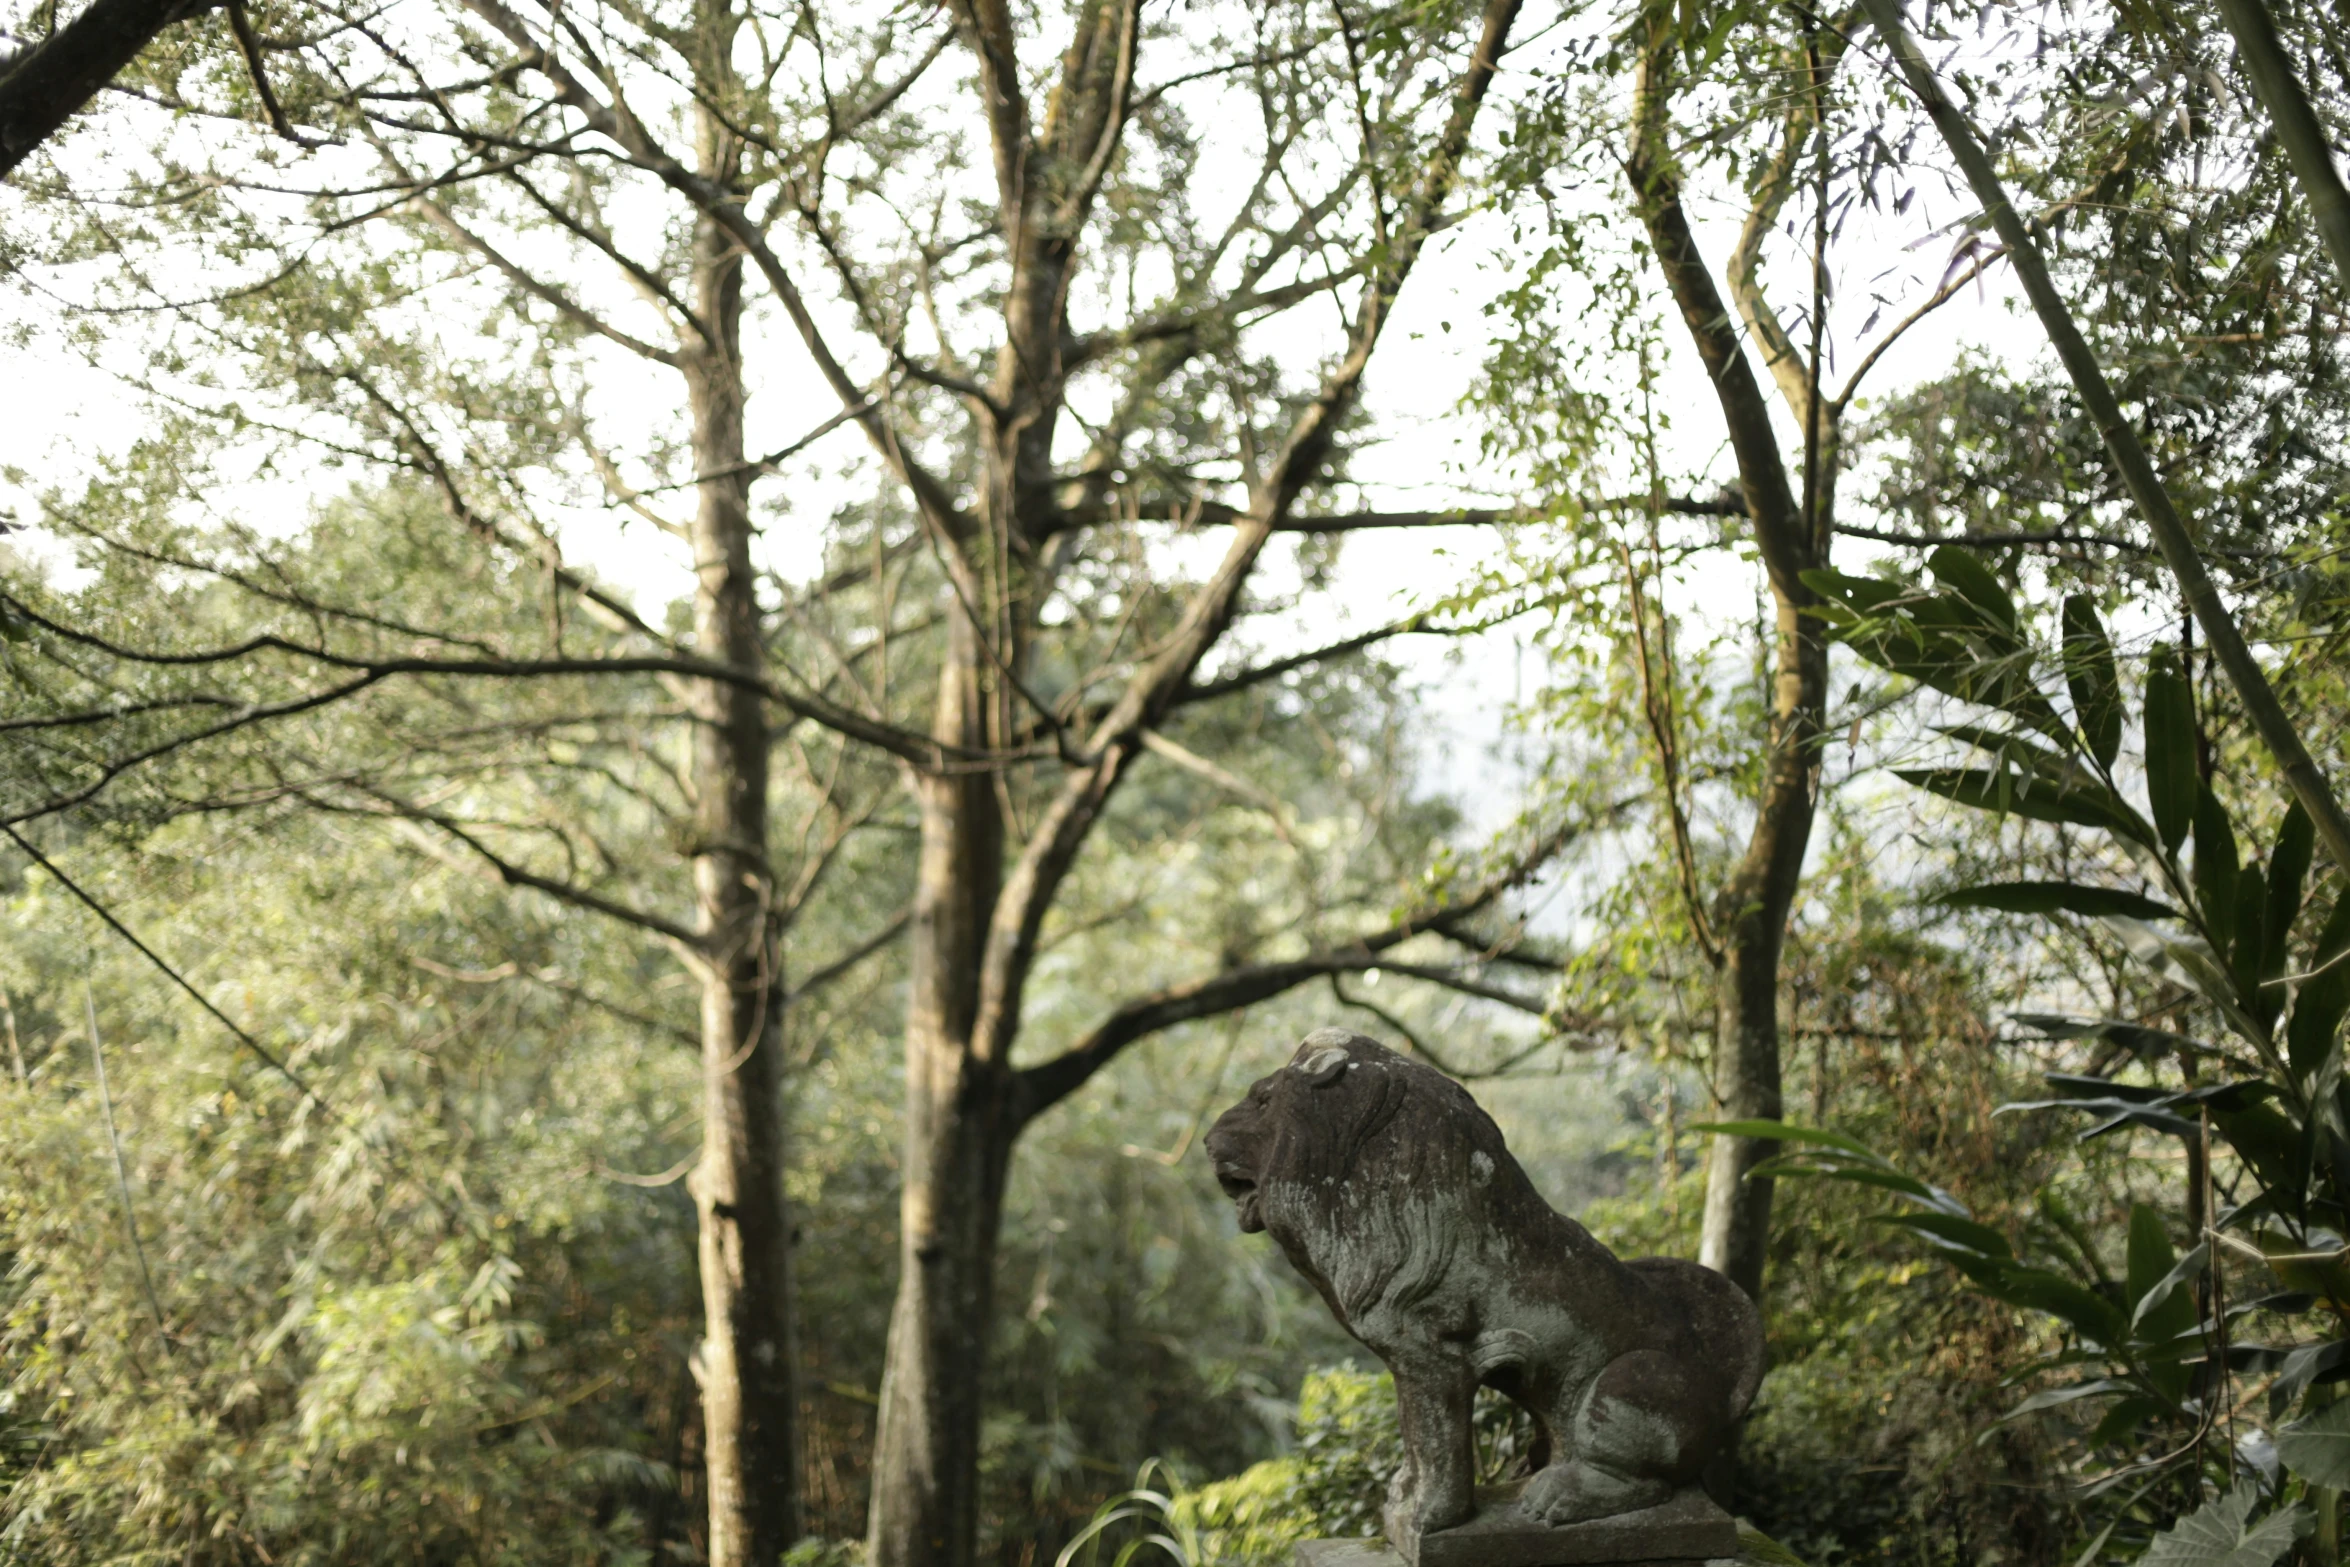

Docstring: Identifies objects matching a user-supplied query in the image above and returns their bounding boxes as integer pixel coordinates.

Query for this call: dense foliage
[6,0,2350,1560]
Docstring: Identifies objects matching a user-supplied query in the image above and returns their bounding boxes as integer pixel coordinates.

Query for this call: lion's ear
[1295,1046,1351,1087]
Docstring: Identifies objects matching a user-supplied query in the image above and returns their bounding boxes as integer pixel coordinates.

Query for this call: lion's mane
[1242,1029,1566,1333]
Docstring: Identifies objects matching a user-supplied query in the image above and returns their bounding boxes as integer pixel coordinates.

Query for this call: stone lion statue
[1204,1028,1764,1550]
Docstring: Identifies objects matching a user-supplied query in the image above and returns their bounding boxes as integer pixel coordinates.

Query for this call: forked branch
[1012,801,1596,1121]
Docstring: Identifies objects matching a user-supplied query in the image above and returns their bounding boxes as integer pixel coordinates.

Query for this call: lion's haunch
[1205,1029,1765,1549]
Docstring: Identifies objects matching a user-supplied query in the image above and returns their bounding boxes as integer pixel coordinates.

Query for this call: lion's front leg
[1380,1355,1477,1557]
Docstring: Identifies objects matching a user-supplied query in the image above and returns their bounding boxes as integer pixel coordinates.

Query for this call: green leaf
[2195,788,2241,943]
[2126,1204,2176,1304]
[1688,1119,1875,1159]
[1799,567,1906,615]
[1750,1160,1956,1212]
[1892,768,2137,836]
[2143,647,2198,851]
[2127,1212,2201,1346]
[2084,1394,2170,1448]
[1928,545,2019,634]
[2266,803,2314,983]
[2232,865,2270,1027]
[1994,1267,2127,1345]
[1873,1210,2013,1260]
[1937,881,2179,921]
[2141,1485,2308,1567]
[2060,594,2122,771]
[2012,1015,2212,1060]
[2006,1377,2129,1417]
[2288,894,2350,1083]
[1734,1525,1813,1567]
[2277,1398,2350,1488]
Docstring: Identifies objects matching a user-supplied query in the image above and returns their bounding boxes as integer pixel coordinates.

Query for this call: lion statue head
[1204,1026,1548,1323]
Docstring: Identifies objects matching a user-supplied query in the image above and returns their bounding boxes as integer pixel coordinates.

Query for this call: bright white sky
[0,10,2043,850]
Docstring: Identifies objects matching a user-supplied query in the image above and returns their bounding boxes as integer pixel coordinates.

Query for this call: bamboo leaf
[1938,881,2179,921]
[2000,1097,2199,1139]
[2266,803,2314,984]
[1799,567,1907,613]
[2287,894,2350,1082]
[2126,1204,2176,1304]
[2273,1341,2350,1411]
[1893,768,2138,835]
[2101,916,2269,1049]
[2130,1242,2209,1336]
[2012,1015,2211,1060]
[1734,1525,1813,1567]
[2084,1395,2170,1448]
[1688,1119,1877,1159]
[1994,1267,2128,1345]
[2195,788,2241,943]
[2042,1072,2169,1103]
[1873,1210,2014,1259]
[2232,865,2270,1027]
[2006,1377,2130,1417]
[2143,647,2198,851]
[1928,545,2019,635]
[2060,594,2123,771]
[2127,1214,2202,1345]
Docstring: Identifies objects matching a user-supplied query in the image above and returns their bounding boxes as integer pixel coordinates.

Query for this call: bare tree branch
[1061,263,1370,369]
[785,905,912,1004]
[360,787,704,945]
[1048,494,1740,536]
[407,191,681,364]
[1834,521,2156,554]
[458,0,971,536]
[969,0,1527,1077]
[0,596,987,770]
[1368,960,1549,1014]
[225,0,321,147]
[0,0,216,175]
[1011,797,1592,1122]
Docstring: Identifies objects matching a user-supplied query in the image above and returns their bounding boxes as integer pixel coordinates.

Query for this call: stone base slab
[1295,1484,1741,1567]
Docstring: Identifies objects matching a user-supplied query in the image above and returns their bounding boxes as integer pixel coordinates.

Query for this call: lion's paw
[1521,1460,1670,1526]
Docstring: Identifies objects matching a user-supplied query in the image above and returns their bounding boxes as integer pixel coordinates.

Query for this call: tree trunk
[1696,585,1826,1300]
[0,0,216,176]
[1630,16,1834,1306]
[683,52,800,1566]
[868,602,1014,1567]
[859,5,1520,1557]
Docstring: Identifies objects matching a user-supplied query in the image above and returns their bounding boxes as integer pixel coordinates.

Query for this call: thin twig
[226,0,323,147]
[5,824,337,1119]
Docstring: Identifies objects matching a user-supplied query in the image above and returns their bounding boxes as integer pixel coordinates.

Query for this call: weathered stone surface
[1416,1483,1737,1567]
[1298,1480,1742,1567]
[1296,1548,1735,1567]
[1207,1030,1767,1558]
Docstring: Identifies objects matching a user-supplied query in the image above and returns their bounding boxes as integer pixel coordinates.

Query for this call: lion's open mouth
[1214,1166,1264,1232]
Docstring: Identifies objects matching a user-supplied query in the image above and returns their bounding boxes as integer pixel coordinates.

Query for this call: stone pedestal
[1294,1484,1742,1567]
